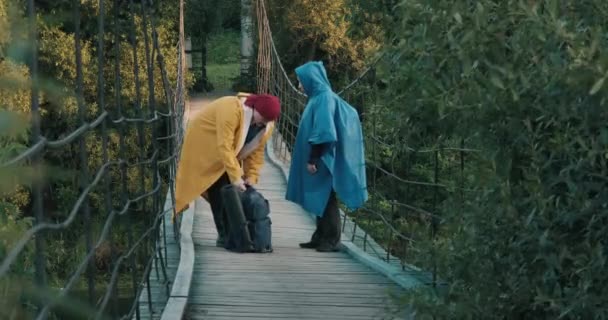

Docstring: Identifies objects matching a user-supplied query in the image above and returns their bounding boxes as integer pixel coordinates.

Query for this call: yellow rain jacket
[174,93,274,215]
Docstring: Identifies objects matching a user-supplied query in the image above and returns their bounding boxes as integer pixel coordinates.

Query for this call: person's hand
[307,163,317,174]
[233,179,247,192]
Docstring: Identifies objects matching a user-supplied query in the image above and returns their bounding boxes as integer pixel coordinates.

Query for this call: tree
[369,1,608,318]
[238,0,254,91]
[1,0,185,316]
[185,0,219,91]
[265,0,382,84]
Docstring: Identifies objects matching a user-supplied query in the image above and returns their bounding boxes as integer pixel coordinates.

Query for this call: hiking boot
[316,242,341,252]
[299,241,318,249]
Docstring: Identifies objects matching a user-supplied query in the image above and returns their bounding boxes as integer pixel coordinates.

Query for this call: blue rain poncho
[285,61,368,216]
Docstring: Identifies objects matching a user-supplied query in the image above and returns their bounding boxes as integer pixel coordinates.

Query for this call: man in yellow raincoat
[175,93,281,246]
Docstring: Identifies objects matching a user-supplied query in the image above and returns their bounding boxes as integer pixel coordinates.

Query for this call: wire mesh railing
[0,0,185,318]
[254,0,480,289]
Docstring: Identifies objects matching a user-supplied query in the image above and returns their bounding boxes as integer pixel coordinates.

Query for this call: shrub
[376,1,608,318]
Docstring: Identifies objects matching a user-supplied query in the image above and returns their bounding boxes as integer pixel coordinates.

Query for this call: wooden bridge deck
[183,157,404,320]
[136,94,413,320]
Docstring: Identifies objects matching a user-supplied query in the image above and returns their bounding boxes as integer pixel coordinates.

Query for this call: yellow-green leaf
[453,12,463,24]
[490,75,505,90]
[589,77,605,95]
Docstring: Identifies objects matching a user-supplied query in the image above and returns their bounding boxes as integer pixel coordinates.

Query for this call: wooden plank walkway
[183,157,406,320]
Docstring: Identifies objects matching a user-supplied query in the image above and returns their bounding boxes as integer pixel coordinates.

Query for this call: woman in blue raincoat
[285,61,368,252]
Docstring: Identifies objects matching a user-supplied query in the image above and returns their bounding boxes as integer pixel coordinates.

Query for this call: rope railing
[254,0,480,288]
[0,0,185,318]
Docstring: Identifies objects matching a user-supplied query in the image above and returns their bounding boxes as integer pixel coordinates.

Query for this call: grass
[207,63,240,91]
[190,30,241,91]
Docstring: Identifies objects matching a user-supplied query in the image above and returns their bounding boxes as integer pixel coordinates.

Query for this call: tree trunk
[306,41,318,61]
[201,37,213,92]
[240,0,254,90]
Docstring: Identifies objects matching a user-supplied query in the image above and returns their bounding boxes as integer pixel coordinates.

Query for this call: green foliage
[185,0,239,37]
[207,30,240,64]
[362,0,608,318]
[202,30,240,90]
[0,0,32,239]
[0,0,183,317]
[185,0,240,92]
[0,3,37,315]
[207,63,239,91]
[266,0,383,85]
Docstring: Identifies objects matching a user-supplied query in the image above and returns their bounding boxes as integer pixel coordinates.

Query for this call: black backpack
[222,185,273,253]
[241,186,272,253]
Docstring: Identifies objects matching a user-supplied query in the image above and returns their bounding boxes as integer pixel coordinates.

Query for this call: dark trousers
[206,173,230,238]
[309,191,341,247]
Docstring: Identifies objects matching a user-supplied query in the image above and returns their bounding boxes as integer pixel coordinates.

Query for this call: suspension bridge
[0,0,469,319]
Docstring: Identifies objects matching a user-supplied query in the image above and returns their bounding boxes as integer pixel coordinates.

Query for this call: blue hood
[295,61,332,96]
